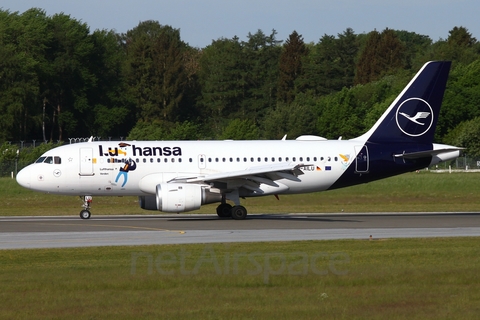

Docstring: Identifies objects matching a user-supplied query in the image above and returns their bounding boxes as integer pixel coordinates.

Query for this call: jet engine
[138,183,222,213]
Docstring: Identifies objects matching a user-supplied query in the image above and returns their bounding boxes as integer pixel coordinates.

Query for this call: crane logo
[395,98,434,137]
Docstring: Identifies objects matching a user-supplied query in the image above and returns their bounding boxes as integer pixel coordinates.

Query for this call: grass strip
[1,238,479,319]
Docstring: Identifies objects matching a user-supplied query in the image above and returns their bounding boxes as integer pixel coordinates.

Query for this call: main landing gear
[215,193,248,220]
[80,196,92,219]
[216,203,248,219]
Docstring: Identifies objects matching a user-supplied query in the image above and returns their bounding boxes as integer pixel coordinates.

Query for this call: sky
[2,0,479,48]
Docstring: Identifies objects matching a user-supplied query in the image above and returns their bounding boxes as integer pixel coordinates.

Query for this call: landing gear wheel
[231,205,247,220]
[80,196,93,219]
[80,209,91,219]
[216,203,232,218]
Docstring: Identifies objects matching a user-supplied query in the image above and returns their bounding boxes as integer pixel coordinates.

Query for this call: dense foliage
[1,8,480,156]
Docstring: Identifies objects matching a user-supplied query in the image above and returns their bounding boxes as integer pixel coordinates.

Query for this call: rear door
[354,145,369,173]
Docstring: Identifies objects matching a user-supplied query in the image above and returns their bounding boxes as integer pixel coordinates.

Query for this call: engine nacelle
[138,183,222,213]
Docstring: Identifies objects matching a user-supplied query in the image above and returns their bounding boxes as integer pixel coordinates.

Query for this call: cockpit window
[35,156,46,163]
[35,156,60,164]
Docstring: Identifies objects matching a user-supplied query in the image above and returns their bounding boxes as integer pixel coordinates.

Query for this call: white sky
[2,0,479,47]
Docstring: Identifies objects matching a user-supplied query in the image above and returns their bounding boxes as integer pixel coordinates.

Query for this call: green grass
[1,238,479,319]
[2,171,480,216]
[2,174,480,318]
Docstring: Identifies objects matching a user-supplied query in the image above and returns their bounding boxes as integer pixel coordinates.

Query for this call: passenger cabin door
[79,148,94,176]
[354,145,369,173]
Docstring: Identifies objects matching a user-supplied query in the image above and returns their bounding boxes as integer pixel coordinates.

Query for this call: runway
[1,212,480,249]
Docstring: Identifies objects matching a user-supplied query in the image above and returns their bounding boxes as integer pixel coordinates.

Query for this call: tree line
[1,8,480,157]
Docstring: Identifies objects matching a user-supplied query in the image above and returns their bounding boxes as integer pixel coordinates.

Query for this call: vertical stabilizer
[357,61,451,144]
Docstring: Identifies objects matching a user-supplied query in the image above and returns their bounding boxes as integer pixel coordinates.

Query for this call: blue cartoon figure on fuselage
[114,142,137,188]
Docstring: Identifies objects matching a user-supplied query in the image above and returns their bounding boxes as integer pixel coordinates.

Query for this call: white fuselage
[17,139,362,197]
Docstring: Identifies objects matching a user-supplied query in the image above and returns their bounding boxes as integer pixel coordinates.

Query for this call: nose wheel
[80,209,91,219]
[80,196,92,219]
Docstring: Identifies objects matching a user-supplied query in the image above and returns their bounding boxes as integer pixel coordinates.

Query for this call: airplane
[16,61,463,220]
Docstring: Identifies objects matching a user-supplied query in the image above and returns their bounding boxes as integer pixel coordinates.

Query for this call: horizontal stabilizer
[394,148,464,160]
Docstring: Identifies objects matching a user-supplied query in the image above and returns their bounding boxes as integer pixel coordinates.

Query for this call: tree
[394,30,432,69]
[355,29,406,84]
[241,29,282,123]
[316,87,365,139]
[0,9,50,141]
[277,31,309,104]
[123,21,188,125]
[438,59,480,140]
[220,119,260,140]
[444,26,478,65]
[300,28,358,96]
[42,13,97,141]
[86,29,131,138]
[198,36,246,133]
[262,102,317,139]
[444,117,480,157]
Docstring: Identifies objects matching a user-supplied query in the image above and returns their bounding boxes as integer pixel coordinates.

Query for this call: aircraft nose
[16,166,31,189]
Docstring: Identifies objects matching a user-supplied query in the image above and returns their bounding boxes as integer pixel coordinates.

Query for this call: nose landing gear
[80,196,92,219]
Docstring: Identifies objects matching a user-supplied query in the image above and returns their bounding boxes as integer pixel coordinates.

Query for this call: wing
[169,163,308,194]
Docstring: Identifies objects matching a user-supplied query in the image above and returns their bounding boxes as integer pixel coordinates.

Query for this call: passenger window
[189,158,192,163]
[258,157,261,162]
[293,157,296,162]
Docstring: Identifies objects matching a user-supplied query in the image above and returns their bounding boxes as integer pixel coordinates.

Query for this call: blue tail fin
[359,61,451,144]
